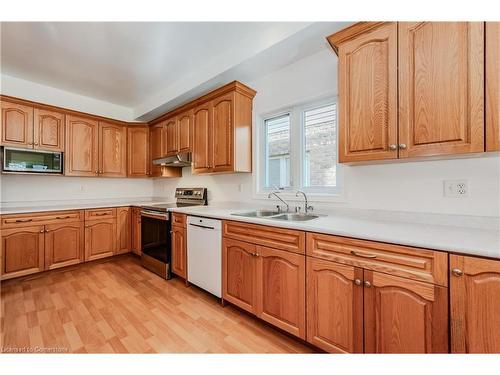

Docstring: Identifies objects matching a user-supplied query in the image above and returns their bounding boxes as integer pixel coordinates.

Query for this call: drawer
[223,220,305,254]
[306,232,448,286]
[172,212,186,227]
[1,210,83,229]
[84,208,117,220]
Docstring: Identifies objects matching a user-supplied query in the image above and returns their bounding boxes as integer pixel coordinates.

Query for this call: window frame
[254,96,345,203]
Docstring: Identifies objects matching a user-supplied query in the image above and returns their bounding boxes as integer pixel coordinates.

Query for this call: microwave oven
[2,147,63,174]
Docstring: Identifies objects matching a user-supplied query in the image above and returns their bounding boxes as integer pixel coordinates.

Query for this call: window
[259,100,340,196]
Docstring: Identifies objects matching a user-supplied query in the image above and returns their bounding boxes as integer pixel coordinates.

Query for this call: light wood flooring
[0,255,314,353]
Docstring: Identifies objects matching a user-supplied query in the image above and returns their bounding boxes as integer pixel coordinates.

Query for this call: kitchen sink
[269,213,320,221]
[232,210,281,218]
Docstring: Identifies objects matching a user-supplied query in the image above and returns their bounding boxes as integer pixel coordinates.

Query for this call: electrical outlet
[443,180,469,198]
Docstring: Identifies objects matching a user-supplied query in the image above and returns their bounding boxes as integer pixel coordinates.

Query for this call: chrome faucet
[268,191,289,213]
[296,190,313,214]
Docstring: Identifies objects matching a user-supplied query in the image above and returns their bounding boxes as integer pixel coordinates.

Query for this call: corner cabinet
[328,22,487,162]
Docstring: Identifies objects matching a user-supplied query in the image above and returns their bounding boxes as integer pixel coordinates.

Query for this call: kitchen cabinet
[192,103,212,174]
[222,238,258,314]
[486,22,500,151]
[450,254,500,353]
[171,222,187,278]
[65,115,99,176]
[1,225,45,280]
[212,92,234,172]
[44,221,84,270]
[116,207,131,254]
[149,123,164,177]
[84,209,117,261]
[257,245,306,339]
[1,100,34,148]
[328,22,485,162]
[34,108,65,151]
[307,257,363,353]
[177,110,192,152]
[127,125,150,177]
[131,207,142,256]
[164,117,178,156]
[99,122,127,177]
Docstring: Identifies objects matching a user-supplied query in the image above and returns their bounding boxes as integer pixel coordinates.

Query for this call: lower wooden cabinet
[1,225,45,280]
[307,258,363,353]
[131,207,142,255]
[84,218,117,261]
[44,222,84,270]
[116,207,131,254]
[171,224,187,278]
[450,254,500,353]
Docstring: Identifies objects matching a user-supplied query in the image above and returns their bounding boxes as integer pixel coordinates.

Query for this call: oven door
[141,210,171,265]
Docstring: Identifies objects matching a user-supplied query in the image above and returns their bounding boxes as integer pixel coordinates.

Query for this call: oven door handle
[189,223,215,230]
[141,211,169,221]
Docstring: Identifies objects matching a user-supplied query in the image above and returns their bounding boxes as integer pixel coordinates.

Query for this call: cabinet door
[337,22,398,162]
[65,115,99,176]
[84,219,117,261]
[364,271,448,353]
[486,22,500,151]
[1,100,34,148]
[44,222,83,270]
[127,126,150,177]
[399,22,484,157]
[99,122,127,177]
[116,207,131,254]
[150,124,164,177]
[164,117,178,156]
[212,93,234,172]
[222,238,257,314]
[307,258,363,353]
[171,225,187,278]
[450,255,500,353]
[256,245,306,339]
[34,108,65,151]
[178,110,192,152]
[1,225,44,280]
[192,103,212,174]
[131,207,142,256]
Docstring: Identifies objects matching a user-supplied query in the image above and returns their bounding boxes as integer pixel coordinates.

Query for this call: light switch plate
[443,180,469,198]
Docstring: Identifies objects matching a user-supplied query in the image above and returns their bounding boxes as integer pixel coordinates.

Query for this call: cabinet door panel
[34,109,64,151]
[164,118,178,155]
[1,100,34,147]
[364,271,448,353]
[192,104,212,174]
[116,207,131,254]
[399,22,484,157]
[149,124,163,177]
[222,238,257,314]
[65,115,99,176]
[99,122,127,177]
[450,255,500,353]
[257,246,305,339]
[131,207,142,255]
[178,111,192,152]
[486,22,500,151]
[307,258,363,353]
[212,93,234,172]
[84,219,116,261]
[45,222,83,270]
[171,225,187,278]
[1,226,44,280]
[127,126,150,177]
[338,22,398,162]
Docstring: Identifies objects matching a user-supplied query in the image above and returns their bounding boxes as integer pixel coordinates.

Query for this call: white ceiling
[0,22,349,120]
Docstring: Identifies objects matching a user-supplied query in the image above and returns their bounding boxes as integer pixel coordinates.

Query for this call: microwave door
[2,147,62,173]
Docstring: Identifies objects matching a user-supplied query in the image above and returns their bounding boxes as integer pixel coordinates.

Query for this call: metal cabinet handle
[350,250,377,259]
[452,268,463,277]
[354,279,362,286]
[39,229,45,233]
[95,212,108,216]
[15,218,33,223]
[56,216,71,219]
[399,143,407,150]
[364,281,372,288]
[389,144,397,151]
[34,142,39,146]
[45,229,49,233]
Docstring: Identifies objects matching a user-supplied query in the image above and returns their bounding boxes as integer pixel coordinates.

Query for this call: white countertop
[1,198,499,259]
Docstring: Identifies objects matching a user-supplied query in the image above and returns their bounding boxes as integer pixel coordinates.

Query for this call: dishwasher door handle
[189,223,215,230]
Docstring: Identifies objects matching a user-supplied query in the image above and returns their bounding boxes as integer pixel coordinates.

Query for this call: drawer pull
[350,250,377,259]
[15,218,33,223]
[56,216,72,219]
[95,212,109,216]
[452,268,463,277]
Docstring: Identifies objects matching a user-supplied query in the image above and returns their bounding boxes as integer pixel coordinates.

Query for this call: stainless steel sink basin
[269,213,320,221]
[232,210,281,218]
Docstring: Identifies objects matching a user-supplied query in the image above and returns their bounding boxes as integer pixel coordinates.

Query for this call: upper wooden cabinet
[328,22,486,162]
[177,110,192,153]
[99,122,127,177]
[1,100,65,151]
[149,123,164,177]
[164,117,178,156]
[127,125,150,177]
[335,22,398,162]
[192,103,212,174]
[65,115,99,176]
[450,255,500,353]
[486,22,500,151]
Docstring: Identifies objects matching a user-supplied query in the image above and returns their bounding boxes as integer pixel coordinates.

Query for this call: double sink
[232,209,321,222]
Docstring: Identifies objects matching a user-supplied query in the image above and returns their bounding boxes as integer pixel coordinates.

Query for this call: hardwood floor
[0,255,315,353]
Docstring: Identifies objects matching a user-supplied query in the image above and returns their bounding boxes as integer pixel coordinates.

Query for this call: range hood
[153,152,192,167]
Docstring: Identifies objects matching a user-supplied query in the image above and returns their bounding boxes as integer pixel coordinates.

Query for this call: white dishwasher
[187,216,222,298]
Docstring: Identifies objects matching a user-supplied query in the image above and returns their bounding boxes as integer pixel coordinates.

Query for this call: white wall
[153,49,500,217]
